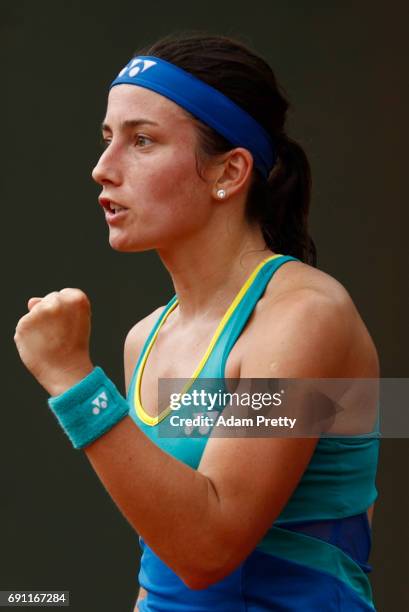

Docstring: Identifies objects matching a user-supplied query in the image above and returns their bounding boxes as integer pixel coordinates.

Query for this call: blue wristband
[48,367,130,449]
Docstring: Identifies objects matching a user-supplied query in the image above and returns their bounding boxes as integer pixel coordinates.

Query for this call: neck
[157,218,276,325]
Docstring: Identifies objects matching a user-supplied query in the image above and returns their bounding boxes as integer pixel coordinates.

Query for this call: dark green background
[1,1,408,610]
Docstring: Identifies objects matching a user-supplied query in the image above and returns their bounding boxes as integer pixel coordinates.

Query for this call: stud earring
[216,189,226,199]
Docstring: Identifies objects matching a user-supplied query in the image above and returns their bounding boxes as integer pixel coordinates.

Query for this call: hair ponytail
[136,32,318,267]
[247,134,317,266]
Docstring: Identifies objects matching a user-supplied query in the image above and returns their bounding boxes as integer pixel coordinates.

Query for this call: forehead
[104,84,192,127]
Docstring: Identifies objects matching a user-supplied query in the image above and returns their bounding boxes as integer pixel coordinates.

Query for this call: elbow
[176,509,247,590]
[182,569,227,591]
[182,575,213,591]
[180,545,240,590]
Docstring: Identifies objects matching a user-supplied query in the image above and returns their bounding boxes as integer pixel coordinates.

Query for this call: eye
[100,136,111,149]
[135,134,152,147]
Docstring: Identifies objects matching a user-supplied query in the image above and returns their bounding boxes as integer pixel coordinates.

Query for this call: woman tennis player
[14,33,380,611]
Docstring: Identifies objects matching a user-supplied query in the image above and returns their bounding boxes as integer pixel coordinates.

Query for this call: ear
[212,147,254,201]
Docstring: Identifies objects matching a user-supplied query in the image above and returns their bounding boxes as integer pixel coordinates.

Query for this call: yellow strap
[134,254,282,425]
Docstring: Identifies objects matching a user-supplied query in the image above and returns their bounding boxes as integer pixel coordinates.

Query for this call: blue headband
[109,56,277,179]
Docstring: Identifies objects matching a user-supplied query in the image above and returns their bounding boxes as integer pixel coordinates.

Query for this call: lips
[98,197,128,213]
[98,197,128,224]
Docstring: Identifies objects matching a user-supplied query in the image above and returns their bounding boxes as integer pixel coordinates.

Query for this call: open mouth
[106,202,127,214]
[99,197,128,217]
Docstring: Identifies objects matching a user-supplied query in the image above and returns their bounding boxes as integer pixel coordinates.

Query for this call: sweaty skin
[123,258,379,608]
[14,83,379,598]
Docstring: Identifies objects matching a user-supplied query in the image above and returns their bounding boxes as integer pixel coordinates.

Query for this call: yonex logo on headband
[118,58,157,78]
[110,55,277,178]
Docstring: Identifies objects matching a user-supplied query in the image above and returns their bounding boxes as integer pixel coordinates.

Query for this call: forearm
[36,361,234,586]
[84,415,228,587]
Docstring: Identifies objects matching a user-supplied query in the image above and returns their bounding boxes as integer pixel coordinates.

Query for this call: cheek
[152,152,197,196]
[137,150,207,220]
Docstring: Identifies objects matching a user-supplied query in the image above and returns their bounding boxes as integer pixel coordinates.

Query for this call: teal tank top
[127,254,380,610]
[127,253,379,523]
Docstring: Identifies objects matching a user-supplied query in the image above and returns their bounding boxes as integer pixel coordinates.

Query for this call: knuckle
[46,294,61,307]
[69,289,90,308]
[17,313,28,326]
[15,314,30,333]
[59,287,76,297]
[40,293,61,313]
[61,288,90,308]
[44,291,60,301]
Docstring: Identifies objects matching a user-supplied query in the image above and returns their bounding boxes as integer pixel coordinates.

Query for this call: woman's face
[92,84,215,252]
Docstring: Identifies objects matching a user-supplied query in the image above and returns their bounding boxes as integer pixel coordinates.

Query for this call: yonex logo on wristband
[48,367,130,449]
[91,391,109,415]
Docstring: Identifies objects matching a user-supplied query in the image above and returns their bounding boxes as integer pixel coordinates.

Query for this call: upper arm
[197,288,355,580]
[123,305,166,396]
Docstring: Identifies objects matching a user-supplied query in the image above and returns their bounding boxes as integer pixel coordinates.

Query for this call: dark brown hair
[135,32,317,266]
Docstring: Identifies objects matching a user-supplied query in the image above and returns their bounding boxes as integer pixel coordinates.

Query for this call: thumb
[27,297,43,311]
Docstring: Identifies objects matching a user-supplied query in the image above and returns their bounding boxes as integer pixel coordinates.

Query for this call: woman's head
[92,32,317,266]
[93,82,226,253]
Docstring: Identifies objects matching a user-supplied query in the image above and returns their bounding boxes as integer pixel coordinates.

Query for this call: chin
[108,231,153,253]
[109,237,137,252]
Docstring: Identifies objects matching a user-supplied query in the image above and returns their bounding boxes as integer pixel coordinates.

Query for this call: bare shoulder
[248,259,379,378]
[123,305,167,394]
[266,259,353,305]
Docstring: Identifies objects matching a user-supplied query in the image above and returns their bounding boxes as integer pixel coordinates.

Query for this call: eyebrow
[101,118,159,132]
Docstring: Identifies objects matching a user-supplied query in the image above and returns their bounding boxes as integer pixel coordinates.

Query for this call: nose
[92,145,122,186]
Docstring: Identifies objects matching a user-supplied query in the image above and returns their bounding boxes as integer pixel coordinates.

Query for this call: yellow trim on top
[134,253,282,426]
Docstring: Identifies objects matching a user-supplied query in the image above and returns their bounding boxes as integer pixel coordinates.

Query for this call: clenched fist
[14,288,94,397]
